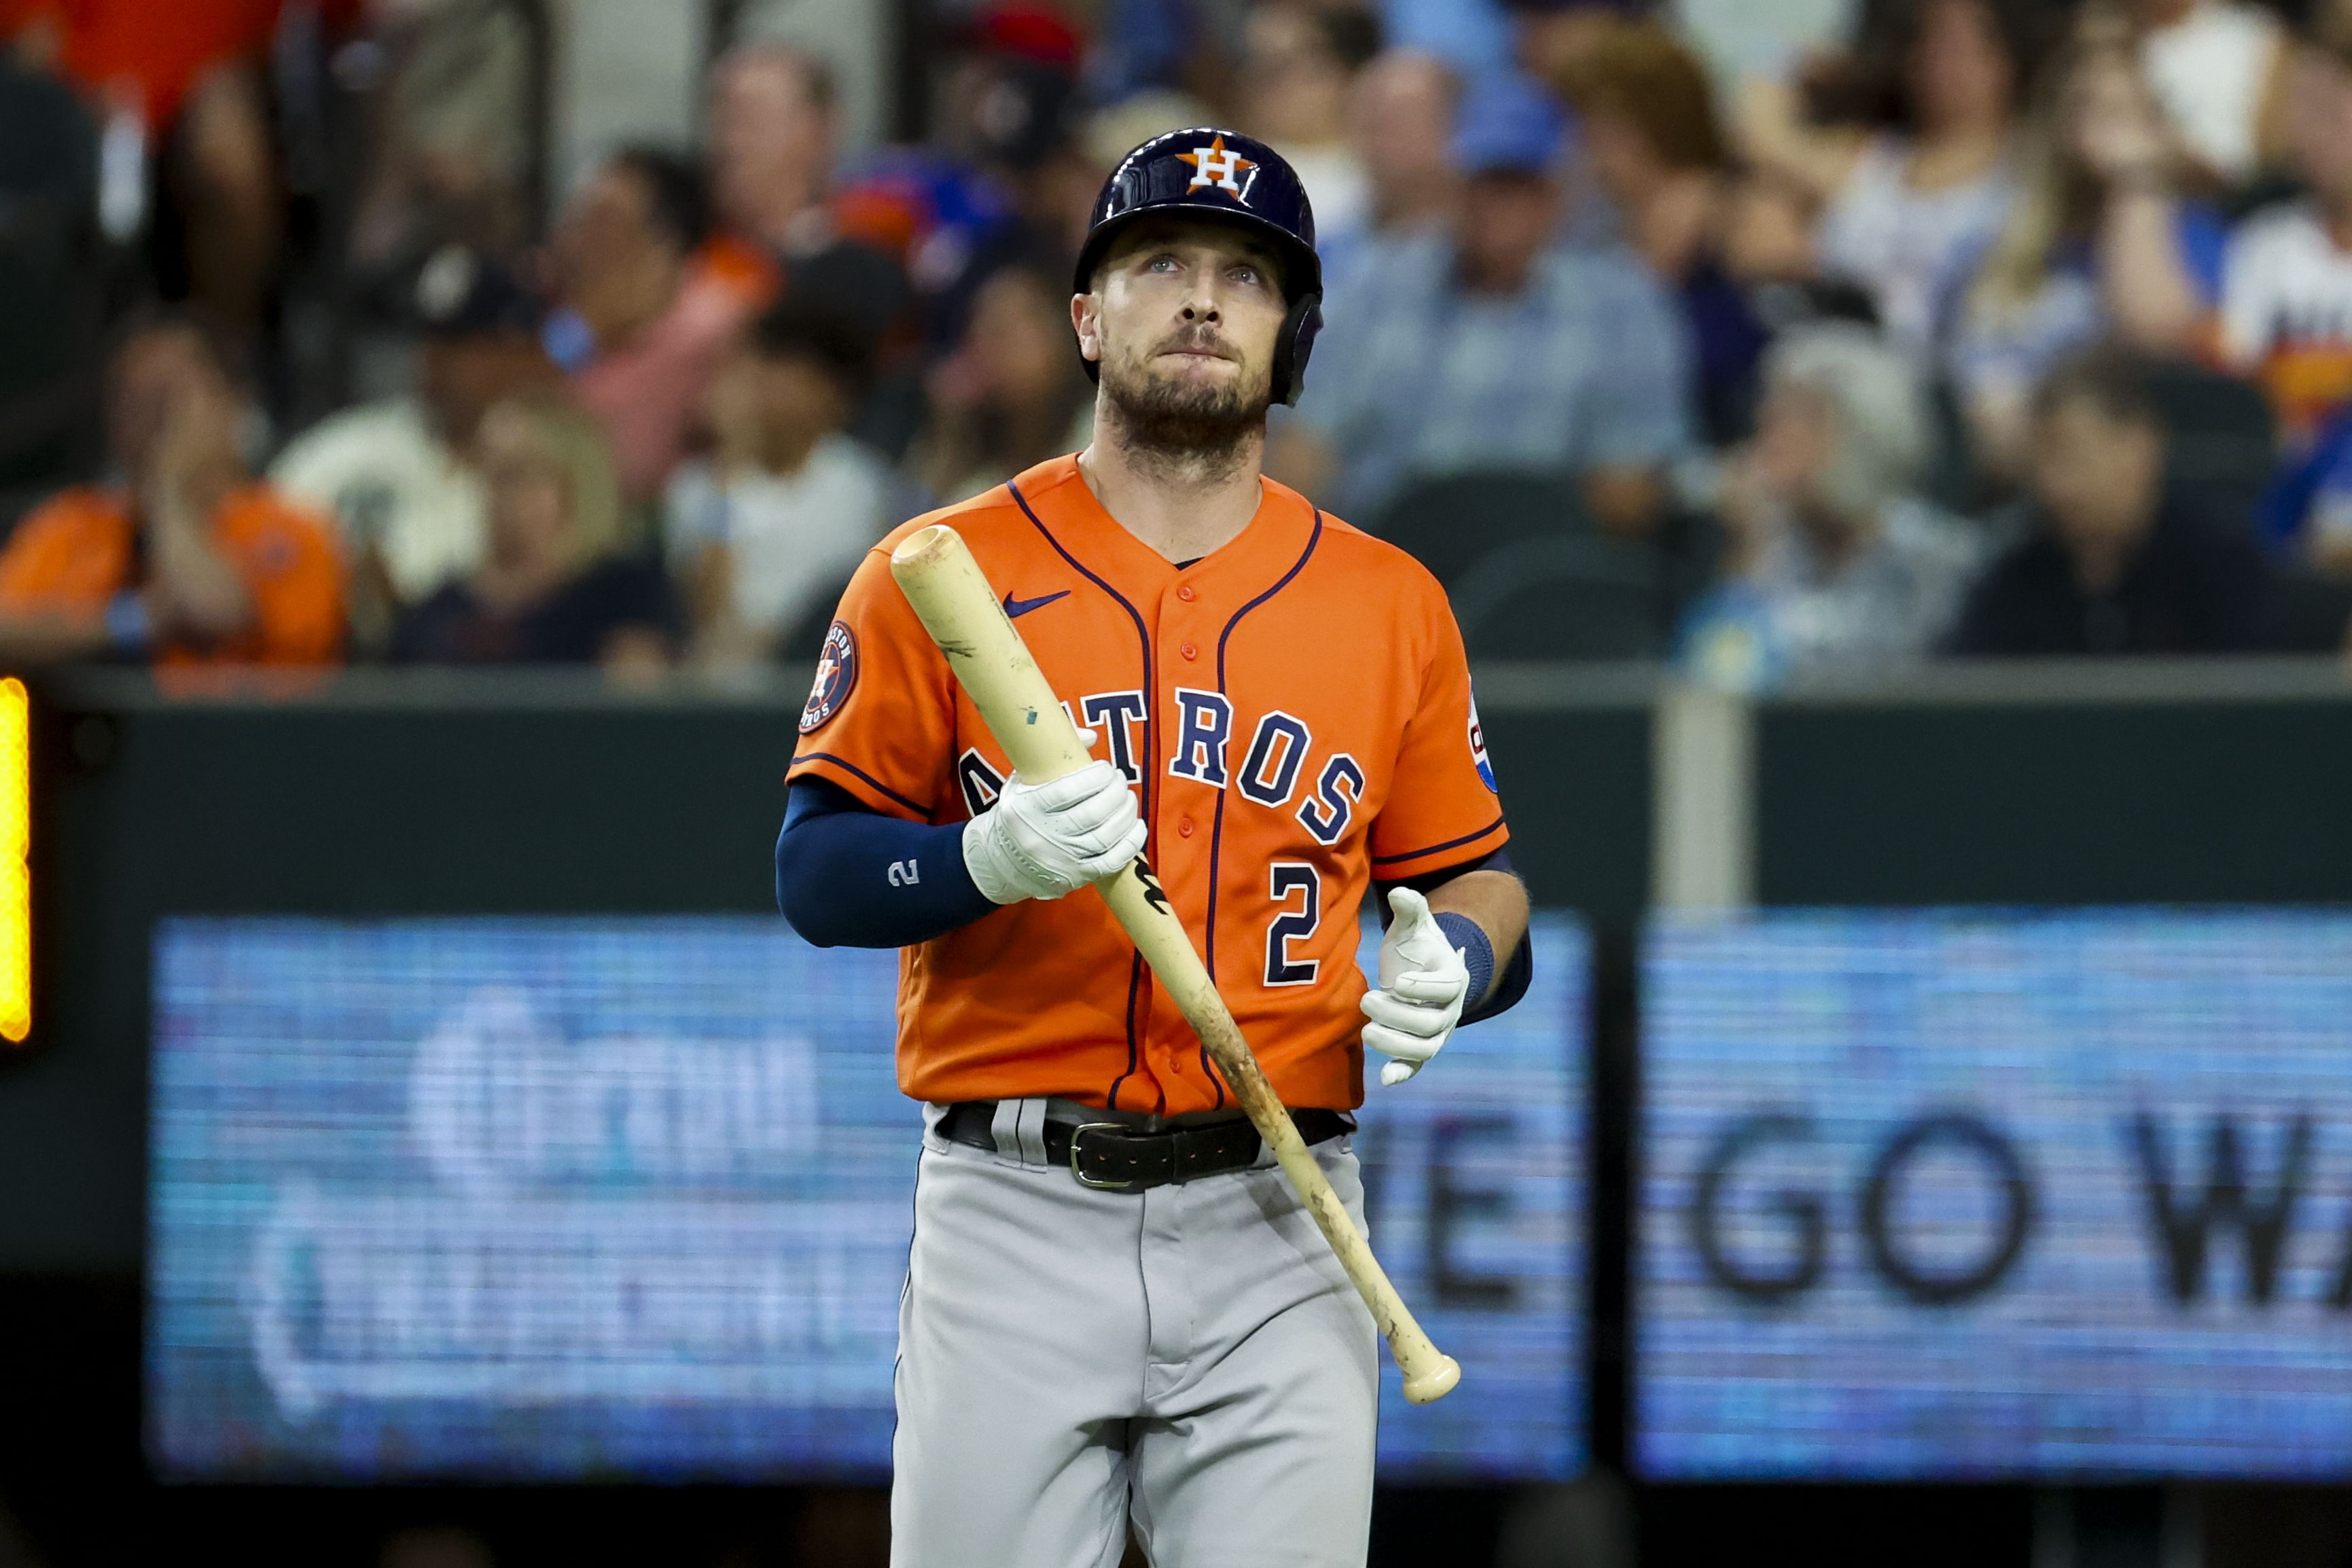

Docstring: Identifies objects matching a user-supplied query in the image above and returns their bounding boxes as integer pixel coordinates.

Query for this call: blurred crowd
[3,0,2352,688]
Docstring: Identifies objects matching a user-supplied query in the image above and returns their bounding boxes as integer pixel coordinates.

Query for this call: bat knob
[1401,1356,1461,1405]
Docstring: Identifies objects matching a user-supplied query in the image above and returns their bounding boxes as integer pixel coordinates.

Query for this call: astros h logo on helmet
[1176,135,1258,204]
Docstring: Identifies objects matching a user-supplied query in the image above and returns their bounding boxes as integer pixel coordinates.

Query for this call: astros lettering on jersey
[789,452,1508,1117]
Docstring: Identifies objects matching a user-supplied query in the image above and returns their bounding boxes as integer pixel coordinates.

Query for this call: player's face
[1078,220,1287,446]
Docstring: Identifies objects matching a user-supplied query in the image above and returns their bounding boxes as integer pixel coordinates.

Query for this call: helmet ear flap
[1274,291,1323,406]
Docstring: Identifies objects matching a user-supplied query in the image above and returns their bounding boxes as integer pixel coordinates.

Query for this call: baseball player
[774,128,1532,1568]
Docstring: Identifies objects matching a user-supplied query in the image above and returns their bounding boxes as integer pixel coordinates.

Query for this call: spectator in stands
[929,1,1086,164]
[2255,410,2352,573]
[1564,21,1770,445]
[1956,24,2218,484]
[665,299,891,673]
[1679,323,1980,685]
[707,43,907,332]
[1715,164,1884,339]
[1948,346,2272,655]
[1314,48,1459,310]
[391,395,673,671]
[1503,0,1659,252]
[1505,0,1653,100]
[549,146,745,511]
[1557,16,1885,441]
[1236,4,1384,240]
[959,59,1097,297]
[161,60,281,359]
[2131,0,2290,189]
[272,248,558,658]
[1274,73,1690,533]
[708,43,833,297]
[2217,11,2352,448]
[0,0,362,357]
[1740,0,2046,357]
[0,0,357,138]
[344,1,541,275]
[707,44,912,452]
[0,316,342,667]
[1327,48,1459,281]
[913,262,1095,503]
[836,16,1084,337]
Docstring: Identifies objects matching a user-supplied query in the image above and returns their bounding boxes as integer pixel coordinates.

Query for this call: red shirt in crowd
[1,0,361,124]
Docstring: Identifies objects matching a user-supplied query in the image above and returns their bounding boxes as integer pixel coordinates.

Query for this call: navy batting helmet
[1072,127,1323,406]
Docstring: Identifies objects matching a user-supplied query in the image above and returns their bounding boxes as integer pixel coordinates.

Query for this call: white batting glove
[1361,887,1470,1085]
[961,758,1147,904]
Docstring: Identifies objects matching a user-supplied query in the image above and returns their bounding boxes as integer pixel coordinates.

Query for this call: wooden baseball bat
[890,522,1461,1405]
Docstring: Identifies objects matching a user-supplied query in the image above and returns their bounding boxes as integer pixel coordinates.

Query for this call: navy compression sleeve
[1376,848,1533,1023]
[774,777,997,948]
[1465,924,1533,1023]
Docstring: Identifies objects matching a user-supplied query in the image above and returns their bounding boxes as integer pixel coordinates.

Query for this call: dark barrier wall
[0,666,1654,1273]
[1756,662,2352,906]
[10,660,2352,1274]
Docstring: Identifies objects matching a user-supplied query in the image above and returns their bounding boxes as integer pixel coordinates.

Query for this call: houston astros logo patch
[1468,685,1497,793]
[800,620,858,734]
[1177,135,1258,203]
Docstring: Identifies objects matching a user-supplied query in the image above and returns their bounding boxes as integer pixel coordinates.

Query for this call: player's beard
[1099,329,1272,477]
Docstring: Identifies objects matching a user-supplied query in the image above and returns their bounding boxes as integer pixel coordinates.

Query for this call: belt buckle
[1069,1122,1139,1190]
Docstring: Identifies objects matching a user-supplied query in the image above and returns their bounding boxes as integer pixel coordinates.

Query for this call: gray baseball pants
[889,1100,1379,1568]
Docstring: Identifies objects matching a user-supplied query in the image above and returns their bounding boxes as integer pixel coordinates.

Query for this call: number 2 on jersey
[1265,862,1321,986]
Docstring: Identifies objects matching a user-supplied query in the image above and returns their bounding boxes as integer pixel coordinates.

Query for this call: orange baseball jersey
[0,484,344,666]
[788,452,1508,1116]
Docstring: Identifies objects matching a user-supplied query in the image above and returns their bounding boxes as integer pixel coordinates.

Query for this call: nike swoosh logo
[1003,589,1071,620]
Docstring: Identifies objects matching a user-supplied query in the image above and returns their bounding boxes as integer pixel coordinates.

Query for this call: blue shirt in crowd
[1290,233,1693,524]
[2259,404,2352,560]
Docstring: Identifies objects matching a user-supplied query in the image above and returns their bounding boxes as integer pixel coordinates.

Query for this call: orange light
[0,678,28,1042]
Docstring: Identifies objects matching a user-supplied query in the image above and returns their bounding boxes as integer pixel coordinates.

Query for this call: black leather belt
[938,1102,1353,1190]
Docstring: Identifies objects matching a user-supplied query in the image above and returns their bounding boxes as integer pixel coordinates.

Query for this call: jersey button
[1177,584,1196,602]
[1180,641,1198,660]
[1178,817,1196,838]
